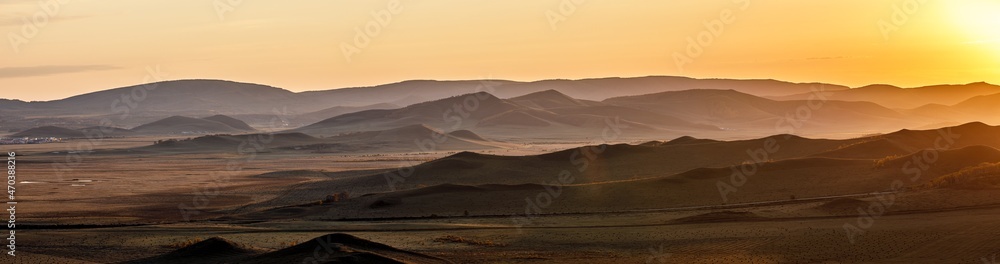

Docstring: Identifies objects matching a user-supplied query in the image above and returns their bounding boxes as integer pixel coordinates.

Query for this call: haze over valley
[4,1,1000,263]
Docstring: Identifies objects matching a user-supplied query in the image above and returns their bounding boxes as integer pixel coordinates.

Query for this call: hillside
[292,91,717,138]
[768,82,1000,109]
[292,103,398,124]
[201,115,255,130]
[234,123,1000,220]
[312,124,510,152]
[813,122,1000,159]
[11,126,86,138]
[1,77,850,121]
[124,237,262,264]
[128,234,448,264]
[509,89,600,109]
[141,132,322,153]
[949,92,1000,124]
[131,116,255,135]
[604,89,921,134]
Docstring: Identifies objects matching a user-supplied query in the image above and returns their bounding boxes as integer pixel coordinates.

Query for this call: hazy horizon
[7,2,1000,263]
[3,0,1000,101]
[4,74,998,102]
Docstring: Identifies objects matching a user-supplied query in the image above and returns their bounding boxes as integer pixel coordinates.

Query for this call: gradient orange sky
[2,0,999,101]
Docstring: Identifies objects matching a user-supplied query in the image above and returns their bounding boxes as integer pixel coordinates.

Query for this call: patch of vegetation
[872,154,903,169]
[433,235,508,247]
[926,162,1000,189]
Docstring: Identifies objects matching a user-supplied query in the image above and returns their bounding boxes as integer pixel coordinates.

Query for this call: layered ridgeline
[1,77,847,117]
[0,77,863,130]
[768,82,1000,109]
[137,124,507,154]
[290,88,951,139]
[5,78,999,139]
[8,115,256,138]
[289,90,715,139]
[235,122,1000,220]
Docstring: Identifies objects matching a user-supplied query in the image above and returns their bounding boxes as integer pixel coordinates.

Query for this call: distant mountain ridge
[768,82,1000,109]
[1,76,848,117]
[3,77,998,138]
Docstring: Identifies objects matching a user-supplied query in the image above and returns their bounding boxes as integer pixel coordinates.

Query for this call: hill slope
[768,82,1000,109]
[131,116,254,135]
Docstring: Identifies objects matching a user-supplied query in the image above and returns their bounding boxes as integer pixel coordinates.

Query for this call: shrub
[433,235,508,247]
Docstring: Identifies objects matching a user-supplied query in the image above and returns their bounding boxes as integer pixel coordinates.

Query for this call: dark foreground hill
[125,234,451,264]
[232,122,1000,220]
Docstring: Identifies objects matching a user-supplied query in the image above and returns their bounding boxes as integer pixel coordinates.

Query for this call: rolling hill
[141,132,323,153]
[131,115,256,135]
[11,126,86,138]
[201,114,255,130]
[127,234,450,264]
[291,90,714,139]
[768,82,1000,109]
[300,124,511,153]
[604,89,923,134]
[1,77,849,121]
[237,122,1000,220]
[138,125,506,154]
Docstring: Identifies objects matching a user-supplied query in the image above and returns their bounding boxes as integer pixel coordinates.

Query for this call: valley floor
[8,137,1000,263]
[12,202,1000,264]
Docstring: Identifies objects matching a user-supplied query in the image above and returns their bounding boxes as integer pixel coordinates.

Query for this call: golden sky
[1,0,998,101]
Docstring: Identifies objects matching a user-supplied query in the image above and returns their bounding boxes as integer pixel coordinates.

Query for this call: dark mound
[509,89,590,109]
[163,237,259,259]
[670,211,765,224]
[124,237,261,264]
[11,126,85,138]
[662,136,719,146]
[132,116,247,134]
[447,130,488,141]
[447,151,486,159]
[249,233,449,264]
[202,115,255,131]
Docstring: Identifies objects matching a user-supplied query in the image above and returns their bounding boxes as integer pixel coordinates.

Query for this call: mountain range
[3,77,999,140]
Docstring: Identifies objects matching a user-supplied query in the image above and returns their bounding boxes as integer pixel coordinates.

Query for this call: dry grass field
[7,131,1000,263]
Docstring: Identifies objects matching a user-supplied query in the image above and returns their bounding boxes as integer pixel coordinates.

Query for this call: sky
[1,0,999,101]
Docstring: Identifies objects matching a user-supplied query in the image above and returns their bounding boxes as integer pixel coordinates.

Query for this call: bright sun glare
[945,0,1000,66]
[947,0,1000,42]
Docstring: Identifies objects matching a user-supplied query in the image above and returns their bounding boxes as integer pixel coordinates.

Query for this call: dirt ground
[6,138,1000,263]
